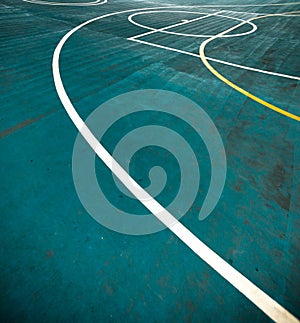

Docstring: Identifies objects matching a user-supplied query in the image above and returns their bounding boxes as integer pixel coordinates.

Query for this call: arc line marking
[128,11,299,81]
[199,11,300,121]
[52,5,300,323]
[22,0,107,6]
[129,11,223,40]
[128,10,257,38]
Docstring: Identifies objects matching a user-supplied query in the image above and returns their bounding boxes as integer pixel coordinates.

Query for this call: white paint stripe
[128,39,300,81]
[128,37,200,57]
[208,57,300,81]
[280,13,300,16]
[221,9,266,16]
[199,10,300,79]
[52,5,300,323]
[128,9,299,80]
[128,10,257,38]
[170,221,299,323]
[22,0,107,6]
[129,11,222,39]
[191,2,300,8]
[128,10,258,39]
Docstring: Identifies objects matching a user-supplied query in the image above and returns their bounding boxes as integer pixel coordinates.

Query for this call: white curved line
[128,10,214,34]
[128,10,257,38]
[23,0,106,6]
[52,5,299,323]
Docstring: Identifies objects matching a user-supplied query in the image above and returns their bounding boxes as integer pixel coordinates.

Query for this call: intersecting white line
[128,11,223,39]
[127,9,299,80]
[128,10,258,38]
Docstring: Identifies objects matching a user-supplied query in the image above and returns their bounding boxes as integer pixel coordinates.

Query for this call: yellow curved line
[199,11,300,122]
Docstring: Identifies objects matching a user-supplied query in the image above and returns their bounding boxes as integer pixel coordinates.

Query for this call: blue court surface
[1,0,300,322]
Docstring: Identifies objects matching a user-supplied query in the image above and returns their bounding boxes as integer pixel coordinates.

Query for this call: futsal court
[1,0,300,322]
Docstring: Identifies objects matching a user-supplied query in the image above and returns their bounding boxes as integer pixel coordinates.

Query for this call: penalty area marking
[22,0,107,6]
[53,5,299,323]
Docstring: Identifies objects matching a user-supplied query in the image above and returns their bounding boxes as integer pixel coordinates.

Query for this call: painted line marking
[52,5,300,323]
[187,2,300,8]
[22,0,107,6]
[128,10,299,81]
[199,11,300,122]
[128,10,257,38]
[207,57,300,81]
[128,38,300,81]
[128,37,200,57]
[221,9,266,16]
[128,11,223,40]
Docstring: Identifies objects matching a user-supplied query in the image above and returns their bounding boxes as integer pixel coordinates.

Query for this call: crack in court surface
[0,109,57,139]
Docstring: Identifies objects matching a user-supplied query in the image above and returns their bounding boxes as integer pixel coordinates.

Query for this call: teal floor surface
[1,0,300,322]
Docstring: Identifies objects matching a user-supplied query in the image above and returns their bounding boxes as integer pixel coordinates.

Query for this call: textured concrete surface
[0,0,299,322]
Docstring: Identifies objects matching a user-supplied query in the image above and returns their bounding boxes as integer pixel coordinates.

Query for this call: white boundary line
[22,0,107,6]
[52,5,300,322]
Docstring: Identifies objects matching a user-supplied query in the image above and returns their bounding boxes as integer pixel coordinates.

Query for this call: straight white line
[52,6,300,323]
[128,37,199,57]
[208,57,300,81]
[279,13,300,16]
[192,2,300,8]
[128,39,300,81]
[128,11,257,39]
[128,11,223,40]
[221,9,267,16]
